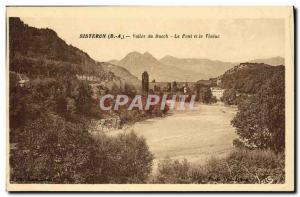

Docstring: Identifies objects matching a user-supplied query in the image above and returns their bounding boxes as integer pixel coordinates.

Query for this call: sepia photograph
[6,6,294,192]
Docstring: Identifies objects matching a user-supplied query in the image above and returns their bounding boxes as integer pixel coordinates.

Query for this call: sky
[16,8,285,63]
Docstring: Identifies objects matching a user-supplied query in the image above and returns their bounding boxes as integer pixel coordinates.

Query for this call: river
[109,103,237,165]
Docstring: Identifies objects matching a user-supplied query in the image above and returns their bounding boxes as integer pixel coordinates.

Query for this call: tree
[203,87,213,104]
[166,83,172,92]
[222,88,237,105]
[193,84,214,103]
[231,70,285,152]
[124,82,137,98]
[74,82,93,114]
[153,84,160,92]
[56,96,68,117]
[9,74,45,130]
[142,71,149,94]
[172,81,178,92]
[110,83,121,95]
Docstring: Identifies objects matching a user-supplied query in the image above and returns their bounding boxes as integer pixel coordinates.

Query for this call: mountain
[110,52,209,82]
[248,56,285,66]
[111,51,285,82]
[159,55,235,79]
[99,62,141,88]
[119,51,159,68]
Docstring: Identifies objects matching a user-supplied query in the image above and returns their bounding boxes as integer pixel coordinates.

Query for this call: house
[210,87,225,101]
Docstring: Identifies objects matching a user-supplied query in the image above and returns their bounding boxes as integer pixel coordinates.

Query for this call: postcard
[6,6,294,192]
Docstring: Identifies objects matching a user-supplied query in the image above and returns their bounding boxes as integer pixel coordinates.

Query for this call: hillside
[99,62,141,88]
[9,17,114,82]
[219,62,285,94]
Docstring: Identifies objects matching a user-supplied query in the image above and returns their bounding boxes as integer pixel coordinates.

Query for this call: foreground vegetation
[153,149,284,184]
[11,118,153,184]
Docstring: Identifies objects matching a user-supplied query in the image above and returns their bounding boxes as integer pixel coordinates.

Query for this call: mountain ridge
[110,51,284,82]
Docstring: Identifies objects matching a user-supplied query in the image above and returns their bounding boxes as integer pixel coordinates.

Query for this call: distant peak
[127,51,142,56]
[126,51,154,58]
[143,51,151,56]
[143,51,155,58]
[122,51,143,60]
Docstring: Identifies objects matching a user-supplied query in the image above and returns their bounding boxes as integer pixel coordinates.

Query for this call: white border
[1,0,299,196]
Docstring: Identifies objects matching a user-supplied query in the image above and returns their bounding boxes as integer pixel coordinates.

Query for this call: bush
[222,149,285,183]
[152,149,285,184]
[154,158,191,183]
[10,115,98,183]
[91,131,154,183]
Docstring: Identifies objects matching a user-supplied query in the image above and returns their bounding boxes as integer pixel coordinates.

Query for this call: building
[210,87,225,101]
[76,74,101,82]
